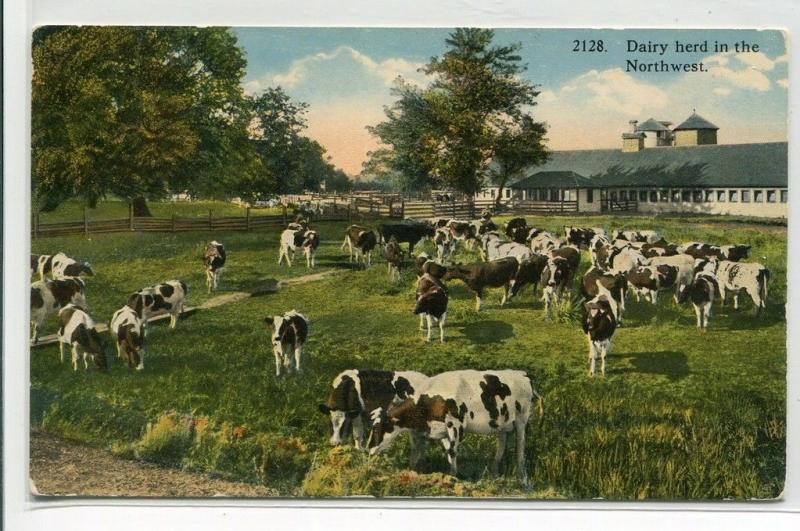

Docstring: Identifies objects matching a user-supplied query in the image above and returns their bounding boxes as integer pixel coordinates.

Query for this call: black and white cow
[109,305,146,370]
[318,369,428,451]
[565,227,606,249]
[443,257,519,311]
[379,222,435,253]
[478,216,498,236]
[581,266,627,324]
[342,224,378,267]
[507,254,550,303]
[608,246,647,275]
[716,261,770,316]
[588,234,612,268]
[528,231,562,254]
[540,247,580,320]
[415,253,448,280]
[434,227,455,263]
[267,310,309,377]
[504,218,528,239]
[30,278,87,343]
[383,236,404,280]
[612,229,661,243]
[680,262,720,331]
[31,254,42,277]
[644,254,696,303]
[480,232,533,263]
[56,304,109,371]
[42,252,94,280]
[641,239,679,258]
[368,369,543,482]
[582,281,619,377]
[414,273,448,342]
[680,242,751,262]
[204,240,226,292]
[626,264,679,304]
[127,280,188,329]
[279,228,318,268]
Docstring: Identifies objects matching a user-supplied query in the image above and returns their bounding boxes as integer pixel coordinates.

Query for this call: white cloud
[778,78,789,89]
[713,87,732,96]
[708,64,771,91]
[734,51,776,71]
[562,68,668,115]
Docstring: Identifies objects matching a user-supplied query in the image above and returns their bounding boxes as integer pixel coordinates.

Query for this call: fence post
[172,213,176,232]
[246,207,251,231]
[84,206,89,236]
[129,202,134,231]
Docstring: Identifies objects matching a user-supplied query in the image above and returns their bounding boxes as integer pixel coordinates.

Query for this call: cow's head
[544,256,570,288]
[318,374,362,446]
[268,315,290,351]
[367,403,410,455]
[722,244,751,262]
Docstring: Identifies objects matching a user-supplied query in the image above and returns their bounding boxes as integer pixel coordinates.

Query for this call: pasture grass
[30,215,786,498]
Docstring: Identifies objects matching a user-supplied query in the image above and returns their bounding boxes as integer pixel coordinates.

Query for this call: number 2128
[573,40,605,52]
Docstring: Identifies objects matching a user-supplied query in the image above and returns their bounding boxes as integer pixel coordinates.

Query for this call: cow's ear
[318,404,331,415]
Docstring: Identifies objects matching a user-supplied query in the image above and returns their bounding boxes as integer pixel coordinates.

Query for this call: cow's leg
[491,430,508,477]
[749,288,763,316]
[515,418,529,484]
[83,349,91,370]
[439,313,446,343]
[115,341,122,359]
[652,290,658,305]
[425,315,433,342]
[409,432,428,469]
[588,335,596,376]
[206,269,212,293]
[441,431,459,476]
[693,304,702,329]
[294,344,303,374]
[733,292,739,310]
[277,246,284,265]
[418,314,424,331]
[352,416,364,450]
[274,349,282,377]
[137,347,145,371]
[601,342,608,377]
[71,345,80,371]
[59,340,65,363]
[169,312,178,330]
[500,284,509,306]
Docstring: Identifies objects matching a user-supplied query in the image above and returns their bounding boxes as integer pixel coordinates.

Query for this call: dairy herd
[30,212,772,482]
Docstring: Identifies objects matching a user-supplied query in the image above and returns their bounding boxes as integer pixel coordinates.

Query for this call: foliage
[368,28,548,196]
[32,26,262,211]
[31,216,786,498]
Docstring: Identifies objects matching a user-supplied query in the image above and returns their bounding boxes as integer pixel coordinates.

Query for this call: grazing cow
[716,261,770,316]
[645,254,696,303]
[612,229,661,243]
[680,265,720,331]
[368,370,543,482]
[608,246,647,275]
[49,252,94,280]
[415,253,448,280]
[626,264,680,304]
[318,369,429,452]
[30,278,87,343]
[379,222,435,253]
[414,273,448,342]
[581,266,627,324]
[641,239,679,258]
[528,231,562,254]
[109,305,146,370]
[588,234,612,268]
[444,257,519,311]
[127,280,188,329]
[56,304,109,371]
[680,242,751,262]
[279,228,318,268]
[480,232,532,263]
[302,230,320,268]
[507,255,549,302]
[434,228,455,263]
[582,281,618,377]
[540,247,580,320]
[204,240,226,293]
[267,310,309,377]
[565,227,606,249]
[342,224,378,267]
[383,236,405,280]
[504,218,528,239]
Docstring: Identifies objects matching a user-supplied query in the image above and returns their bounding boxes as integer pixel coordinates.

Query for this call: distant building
[477,111,787,218]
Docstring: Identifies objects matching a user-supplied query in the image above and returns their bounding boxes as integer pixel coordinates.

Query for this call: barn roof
[635,118,670,132]
[511,142,787,188]
[673,112,719,131]
[510,170,593,189]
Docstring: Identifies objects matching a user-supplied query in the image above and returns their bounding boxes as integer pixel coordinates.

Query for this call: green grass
[30,215,786,499]
[38,199,283,223]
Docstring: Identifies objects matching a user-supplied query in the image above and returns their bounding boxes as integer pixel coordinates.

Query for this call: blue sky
[234,28,788,174]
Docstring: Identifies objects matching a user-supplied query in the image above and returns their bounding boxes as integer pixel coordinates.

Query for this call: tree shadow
[457,320,515,345]
[251,278,280,296]
[614,350,689,381]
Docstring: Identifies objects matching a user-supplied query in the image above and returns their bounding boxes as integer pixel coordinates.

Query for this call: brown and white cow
[368,369,543,483]
[716,260,770,316]
[582,281,619,377]
[679,262,720,331]
[109,305,146,370]
[414,273,448,342]
[279,228,318,268]
[680,242,751,262]
[528,231,563,254]
[443,257,519,311]
[318,369,428,451]
[626,264,680,304]
[204,240,226,292]
[267,310,309,377]
[612,229,661,244]
[127,280,188,329]
[383,236,405,280]
[644,254,696,303]
[414,252,448,280]
[30,278,87,343]
[581,266,627,324]
[342,224,378,267]
[379,222,435,253]
[434,227,456,263]
[56,304,109,371]
[565,227,606,249]
[540,247,580,320]
[41,252,94,280]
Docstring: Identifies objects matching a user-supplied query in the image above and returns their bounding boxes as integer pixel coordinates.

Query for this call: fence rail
[513,200,579,214]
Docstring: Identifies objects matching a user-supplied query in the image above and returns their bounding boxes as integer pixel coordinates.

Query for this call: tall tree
[32,26,260,215]
[369,28,548,196]
[488,115,549,208]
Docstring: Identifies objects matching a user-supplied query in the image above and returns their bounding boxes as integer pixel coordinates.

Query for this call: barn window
[505,189,511,198]
[781,190,788,203]
[717,190,726,202]
[705,190,714,202]
[564,190,572,201]
[767,190,777,203]
[649,191,658,203]
[729,190,739,202]
[586,188,594,203]
[693,190,703,202]
[659,189,669,202]
[753,190,762,202]
[639,190,648,202]
[741,190,751,202]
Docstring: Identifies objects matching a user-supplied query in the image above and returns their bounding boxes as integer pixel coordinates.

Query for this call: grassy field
[30,215,786,499]
[37,199,283,223]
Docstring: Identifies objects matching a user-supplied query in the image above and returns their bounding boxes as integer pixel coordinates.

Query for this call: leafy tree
[32,26,261,215]
[369,28,548,197]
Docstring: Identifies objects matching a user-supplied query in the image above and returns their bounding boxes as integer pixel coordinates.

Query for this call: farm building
[476,112,788,218]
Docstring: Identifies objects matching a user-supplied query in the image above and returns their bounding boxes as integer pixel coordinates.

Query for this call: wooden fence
[512,200,579,214]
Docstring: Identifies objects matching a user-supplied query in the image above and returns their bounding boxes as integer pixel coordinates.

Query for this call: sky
[233,28,788,175]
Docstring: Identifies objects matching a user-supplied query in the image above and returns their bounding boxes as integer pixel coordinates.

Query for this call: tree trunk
[132,196,152,217]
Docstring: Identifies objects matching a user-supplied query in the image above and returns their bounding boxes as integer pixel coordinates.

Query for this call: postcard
[28,26,787,500]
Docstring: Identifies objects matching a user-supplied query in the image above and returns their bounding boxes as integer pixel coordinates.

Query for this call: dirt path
[30,431,278,497]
